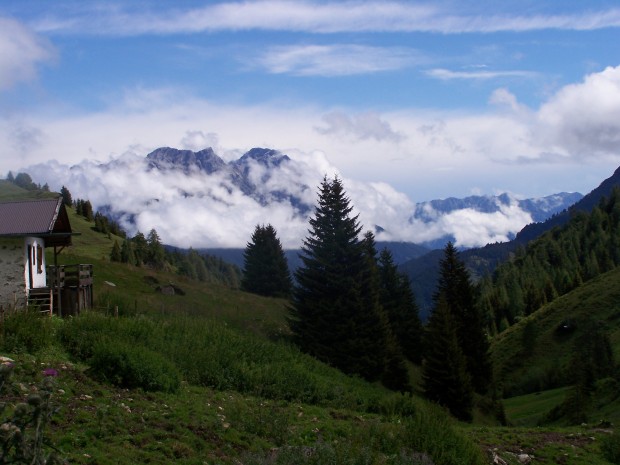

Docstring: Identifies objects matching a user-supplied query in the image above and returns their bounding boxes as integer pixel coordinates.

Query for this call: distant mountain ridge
[26,145,585,253]
[401,163,620,318]
[413,192,583,224]
[146,146,581,247]
[411,191,582,249]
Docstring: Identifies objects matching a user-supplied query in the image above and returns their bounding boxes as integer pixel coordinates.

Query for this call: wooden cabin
[0,197,93,316]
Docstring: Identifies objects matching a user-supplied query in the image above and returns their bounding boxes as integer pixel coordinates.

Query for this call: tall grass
[3,310,487,464]
[57,311,393,410]
[0,310,55,354]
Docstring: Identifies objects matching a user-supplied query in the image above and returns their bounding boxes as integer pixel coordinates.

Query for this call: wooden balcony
[45,264,94,317]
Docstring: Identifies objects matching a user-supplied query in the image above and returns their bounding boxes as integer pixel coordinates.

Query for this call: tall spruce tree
[110,240,122,262]
[360,232,410,389]
[147,229,166,270]
[378,248,423,364]
[60,186,72,207]
[422,294,473,422]
[289,177,390,382]
[242,224,292,298]
[434,242,491,394]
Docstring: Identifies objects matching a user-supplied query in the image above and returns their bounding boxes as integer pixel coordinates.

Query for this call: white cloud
[25,148,336,249]
[315,111,405,142]
[534,65,620,158]
[180,130,221,152]
[24,146,548,251]
[29,2,620,36]
[436,203,533,248]
[0,17,55,91]
[426,68,537,81]
[4,65,619,214]
[257,44,423,76]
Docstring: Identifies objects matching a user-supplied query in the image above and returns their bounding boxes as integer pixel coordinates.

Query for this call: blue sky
[2,0,620,204]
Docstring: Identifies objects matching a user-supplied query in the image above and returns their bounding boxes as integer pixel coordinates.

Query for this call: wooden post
[114,306,119,318]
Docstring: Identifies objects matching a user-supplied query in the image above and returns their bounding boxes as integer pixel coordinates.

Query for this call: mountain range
[28,146,583,252]
[141,146,581,249]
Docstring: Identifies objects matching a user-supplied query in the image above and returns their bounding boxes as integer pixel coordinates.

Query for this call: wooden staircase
[28,287,53,316]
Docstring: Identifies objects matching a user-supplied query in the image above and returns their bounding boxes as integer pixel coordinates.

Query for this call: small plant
[601,430,620,464]
[89,340,181,393]
[0,360,64,464]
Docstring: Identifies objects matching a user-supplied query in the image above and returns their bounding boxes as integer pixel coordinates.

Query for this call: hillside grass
[3,183,620,464]
[491,266,620,398]
[1,189,489,464]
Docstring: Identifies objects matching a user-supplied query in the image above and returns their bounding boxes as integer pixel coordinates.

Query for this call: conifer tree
[422,294,473,422]
[378,248,423,364]
[435,242,491,394]
[120,239,135,265]
[132,232,148,266]
[360,231,409,387]
[110,240,122,262]
[147,229,166,270]
[242,224,292,298]
[289,176,391,381]
[14,173,36,190]
[60,186,72,207]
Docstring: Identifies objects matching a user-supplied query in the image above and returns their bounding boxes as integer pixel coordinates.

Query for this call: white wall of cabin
[23,237,47,289]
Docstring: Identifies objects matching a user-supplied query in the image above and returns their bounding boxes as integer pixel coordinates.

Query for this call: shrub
[601,431,620,464]
[57,311,109,360]
[403,403,486,465]
[0,310,53,354]
[89,340,180,393]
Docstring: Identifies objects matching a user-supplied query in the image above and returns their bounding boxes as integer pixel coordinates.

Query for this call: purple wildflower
[42,368,58,377]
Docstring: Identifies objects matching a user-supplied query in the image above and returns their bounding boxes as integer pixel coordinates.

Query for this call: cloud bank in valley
[27,147,547,250]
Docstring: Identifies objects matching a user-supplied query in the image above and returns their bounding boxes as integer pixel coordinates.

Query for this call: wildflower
[42,368,58,377]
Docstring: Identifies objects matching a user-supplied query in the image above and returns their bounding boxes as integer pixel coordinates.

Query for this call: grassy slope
[2,190,489,464]
[491,267,620,395]
[55,208,290,337]
[2,184,618,464]
[489,266,620,436]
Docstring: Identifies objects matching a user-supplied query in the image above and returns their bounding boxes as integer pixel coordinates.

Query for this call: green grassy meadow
[2,184,620,464]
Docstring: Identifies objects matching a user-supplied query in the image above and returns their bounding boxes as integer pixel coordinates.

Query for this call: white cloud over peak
[0,16,55,91]
[25,148,541,250]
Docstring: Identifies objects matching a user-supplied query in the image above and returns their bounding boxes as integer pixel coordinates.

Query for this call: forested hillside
[479,188,620,333]
[402,165,620,317]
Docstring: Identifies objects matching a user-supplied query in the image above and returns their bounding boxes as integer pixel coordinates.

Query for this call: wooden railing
[46,264,94,316]
[48,264,93,289]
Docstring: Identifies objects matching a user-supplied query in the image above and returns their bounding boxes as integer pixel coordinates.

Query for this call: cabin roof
[0,197,73,247]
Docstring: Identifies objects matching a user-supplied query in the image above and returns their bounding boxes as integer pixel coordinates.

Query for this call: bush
[0,310,53,354]
[601,431,620,464]
[403,403,486,465]
[89,340,180,393]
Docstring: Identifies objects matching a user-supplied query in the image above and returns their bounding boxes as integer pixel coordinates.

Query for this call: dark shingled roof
[0,197,73,247]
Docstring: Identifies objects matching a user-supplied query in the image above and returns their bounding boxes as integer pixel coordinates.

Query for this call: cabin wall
[23,237,47,289]
[0,238,27,310]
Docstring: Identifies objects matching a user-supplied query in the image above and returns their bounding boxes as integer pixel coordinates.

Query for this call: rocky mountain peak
[146,147,226,174]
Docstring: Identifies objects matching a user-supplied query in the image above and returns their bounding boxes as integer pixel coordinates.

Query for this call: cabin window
[37,244,43,274]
